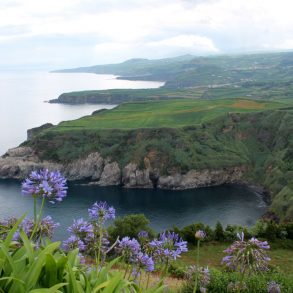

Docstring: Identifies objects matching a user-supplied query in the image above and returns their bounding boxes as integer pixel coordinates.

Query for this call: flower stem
[146,273,150,289]
[33,195,37,224]
[193,240,200,293]
[96,226,103,273]
[30,196,45,241]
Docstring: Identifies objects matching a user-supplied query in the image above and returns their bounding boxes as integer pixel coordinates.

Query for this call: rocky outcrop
[122,163,153,188]
[157,168,245,189]
[0,147,121,186]
[98,162,121,186]
[0,147,246,189]
[65,152,104,180]
[27,123,54,140]
[0,147,61,179]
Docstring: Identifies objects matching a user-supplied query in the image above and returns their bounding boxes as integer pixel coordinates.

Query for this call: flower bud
[195,230,206,240]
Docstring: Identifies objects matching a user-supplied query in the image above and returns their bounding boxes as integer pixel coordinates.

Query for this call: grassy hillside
[27,99,293,221]
[53,98,285,130]
[50,79,293,104]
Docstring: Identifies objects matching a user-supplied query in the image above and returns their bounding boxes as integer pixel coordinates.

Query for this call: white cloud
[1,0,293,68]
[147,35,219,52]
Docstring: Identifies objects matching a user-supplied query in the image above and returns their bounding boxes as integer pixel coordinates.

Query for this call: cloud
[147,35,219,52]
[0,0,293,69]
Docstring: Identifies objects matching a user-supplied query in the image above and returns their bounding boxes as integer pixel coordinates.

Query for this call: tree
[214,221,224,241]
[108,214,154,241]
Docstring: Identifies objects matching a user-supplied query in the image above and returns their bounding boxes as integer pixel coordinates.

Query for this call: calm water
[0,71,266,237]
[0,71,163,155]
[0,180,266,240]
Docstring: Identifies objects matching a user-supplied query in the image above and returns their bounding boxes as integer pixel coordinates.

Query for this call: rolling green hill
[53,51,293,89]
[53,98,286,130]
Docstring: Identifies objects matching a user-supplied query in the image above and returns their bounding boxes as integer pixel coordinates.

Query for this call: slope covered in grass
[26,98,293,220]
[52,98,285,131]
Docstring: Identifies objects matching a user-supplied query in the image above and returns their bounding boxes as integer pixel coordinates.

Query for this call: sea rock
[98,162,121,186]
[122,163,153,188]
[158,167,245,189]
[64,152,104,180]
[0,147,61,179]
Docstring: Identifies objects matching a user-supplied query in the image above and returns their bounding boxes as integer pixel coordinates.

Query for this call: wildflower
[88,201,115,223]
[227,281,247,292]
[22,169,67,203]
[138,230,149,239]
[222,233,271,274]
[67,218,94,240]
[149,231,188,261]
[63,235,86,252]
[195,230,206,240]
[135,252,155,272]
[267,281,281,293]
[117,236,141,262]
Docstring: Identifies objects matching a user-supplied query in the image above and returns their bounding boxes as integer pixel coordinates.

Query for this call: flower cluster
[149,231,188,262]
[227,281,247,292]
[0,217,18,240]
[22,169,67,203]
[195,230,206,240]
[186,266,210,292]
[0,216,59,242]
[116,236,155,274]
[63,202,115,258]
[267,281,281,293]
[88,201,115,224]
[222,232,271,274]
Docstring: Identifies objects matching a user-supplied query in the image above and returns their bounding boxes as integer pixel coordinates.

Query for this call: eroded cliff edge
[0,146,246,190]
[0,109,292,221]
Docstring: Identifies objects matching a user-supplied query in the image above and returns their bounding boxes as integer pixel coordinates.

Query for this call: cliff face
[0,147,245,189]
[1,108,292,220]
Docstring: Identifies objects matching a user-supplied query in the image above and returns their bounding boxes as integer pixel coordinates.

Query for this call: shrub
[108,214,155,241]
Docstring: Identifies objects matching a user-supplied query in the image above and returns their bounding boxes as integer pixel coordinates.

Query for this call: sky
[1,0,293,70]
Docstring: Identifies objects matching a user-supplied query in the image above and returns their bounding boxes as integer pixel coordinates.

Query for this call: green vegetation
[51,98,285,130]
[27,97,293,220]
[53,51,293,89]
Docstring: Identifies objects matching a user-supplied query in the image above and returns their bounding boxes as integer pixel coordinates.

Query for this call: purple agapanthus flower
[88,201,115,223]
[67,218,94,240]
[222,233,271,273]
[138,230,149,239]
[63,235,86,252]
[149,231,188,262]
[116,236,141,262]
[195,230,206,240]
[22,169,67,203]
[267,281,281,293]
[135,252,155,272]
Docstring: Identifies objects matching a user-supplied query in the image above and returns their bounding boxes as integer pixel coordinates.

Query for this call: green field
[53,98,287,131]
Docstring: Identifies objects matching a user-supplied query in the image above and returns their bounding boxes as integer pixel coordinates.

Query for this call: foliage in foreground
[1,169,293,292]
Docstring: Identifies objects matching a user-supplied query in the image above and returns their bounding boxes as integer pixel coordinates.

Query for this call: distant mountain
[52,52,293,89]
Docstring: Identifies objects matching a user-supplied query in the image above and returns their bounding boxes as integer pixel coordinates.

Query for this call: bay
[0,180,266,240]
[0,71,266,238]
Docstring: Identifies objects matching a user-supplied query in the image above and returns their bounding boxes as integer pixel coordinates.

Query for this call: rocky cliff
[0,146,245,189]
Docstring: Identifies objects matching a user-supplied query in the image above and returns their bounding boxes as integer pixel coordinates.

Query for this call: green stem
[193,240,200,293]
[33,196,37,224]
[124,264,129,279]
[30,196,45,241]
[146,273,150,289]
[96,226,103,272]
[138,270,143,287]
